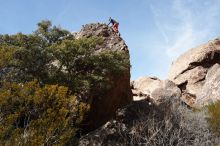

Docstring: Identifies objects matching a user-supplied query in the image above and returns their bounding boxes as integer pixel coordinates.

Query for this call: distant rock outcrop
[76,23,132,133]
[168,38,220,107]
[132,76,181,104]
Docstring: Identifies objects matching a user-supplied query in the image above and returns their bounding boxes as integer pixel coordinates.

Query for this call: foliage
[35,20,71,44]
[0,81,89,146]
[0,20,129,94]
[0,20,130,145]
[47,38,129,96]
[0,45,16,68]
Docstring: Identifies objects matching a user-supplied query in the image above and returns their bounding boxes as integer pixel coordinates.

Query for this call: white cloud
[151,0,220,59]
[54,0,72,22]
[150,4,169,44]
[166,23,194,58]
[165,0,195,58]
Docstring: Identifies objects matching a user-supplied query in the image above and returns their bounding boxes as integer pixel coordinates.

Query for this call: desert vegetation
[80,98,219,146]
[0,20,129,145]
[1,20,220,146]
[125,100,217,146]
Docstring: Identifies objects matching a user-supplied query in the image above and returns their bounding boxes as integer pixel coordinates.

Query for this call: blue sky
[1,0,220,80]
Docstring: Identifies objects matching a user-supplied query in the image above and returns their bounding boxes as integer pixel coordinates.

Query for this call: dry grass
[121,100,217,146]
[80,98,219,146]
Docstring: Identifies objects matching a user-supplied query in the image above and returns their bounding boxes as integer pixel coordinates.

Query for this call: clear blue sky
[1,0,220,80]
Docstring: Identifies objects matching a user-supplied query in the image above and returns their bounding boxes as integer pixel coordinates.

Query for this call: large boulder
[132,76,181,104]
[76,23,132,133]
[168,38,220,107]
[195,63,220,107]
[75,23,128,52]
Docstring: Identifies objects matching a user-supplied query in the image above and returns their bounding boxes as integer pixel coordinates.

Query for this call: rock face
[76,23,132,133]
[195,63,220,107]
[132,76,181,104]
[75,23,128,52]
[168,38,220,107]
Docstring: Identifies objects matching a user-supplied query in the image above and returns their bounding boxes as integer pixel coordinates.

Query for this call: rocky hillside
[131,38,220,108]
[1,21,220,145]
[168,38,220,107]
[80,38,220,145]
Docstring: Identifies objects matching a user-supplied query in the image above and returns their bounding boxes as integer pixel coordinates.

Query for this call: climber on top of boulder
[108,17,120,35]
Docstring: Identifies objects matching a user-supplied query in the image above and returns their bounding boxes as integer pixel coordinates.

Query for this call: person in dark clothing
[108,17,119,33]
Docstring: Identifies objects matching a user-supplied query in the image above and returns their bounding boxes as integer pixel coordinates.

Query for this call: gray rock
[132,77,181,104]
[168,39,220,81]
[195,64,220,107]
[168,39,220,107]
[75,23,128,52]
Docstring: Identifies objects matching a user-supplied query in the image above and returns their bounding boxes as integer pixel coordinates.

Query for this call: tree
[35,20,72,44]
[0,81,89,146]
[0,20,130,145]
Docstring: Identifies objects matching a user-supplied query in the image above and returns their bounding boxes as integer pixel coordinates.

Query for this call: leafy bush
[0,20,129,145]
[0,46,16,68]
[0,81,89,145]
[47,38,129,97]
[0,20,129,97]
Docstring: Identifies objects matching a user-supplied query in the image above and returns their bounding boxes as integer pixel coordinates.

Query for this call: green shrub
[0,20,130,145]
[0,46,16,68]
[0,80,89,146]
[0,20,129,97]
[47,38,129,96]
